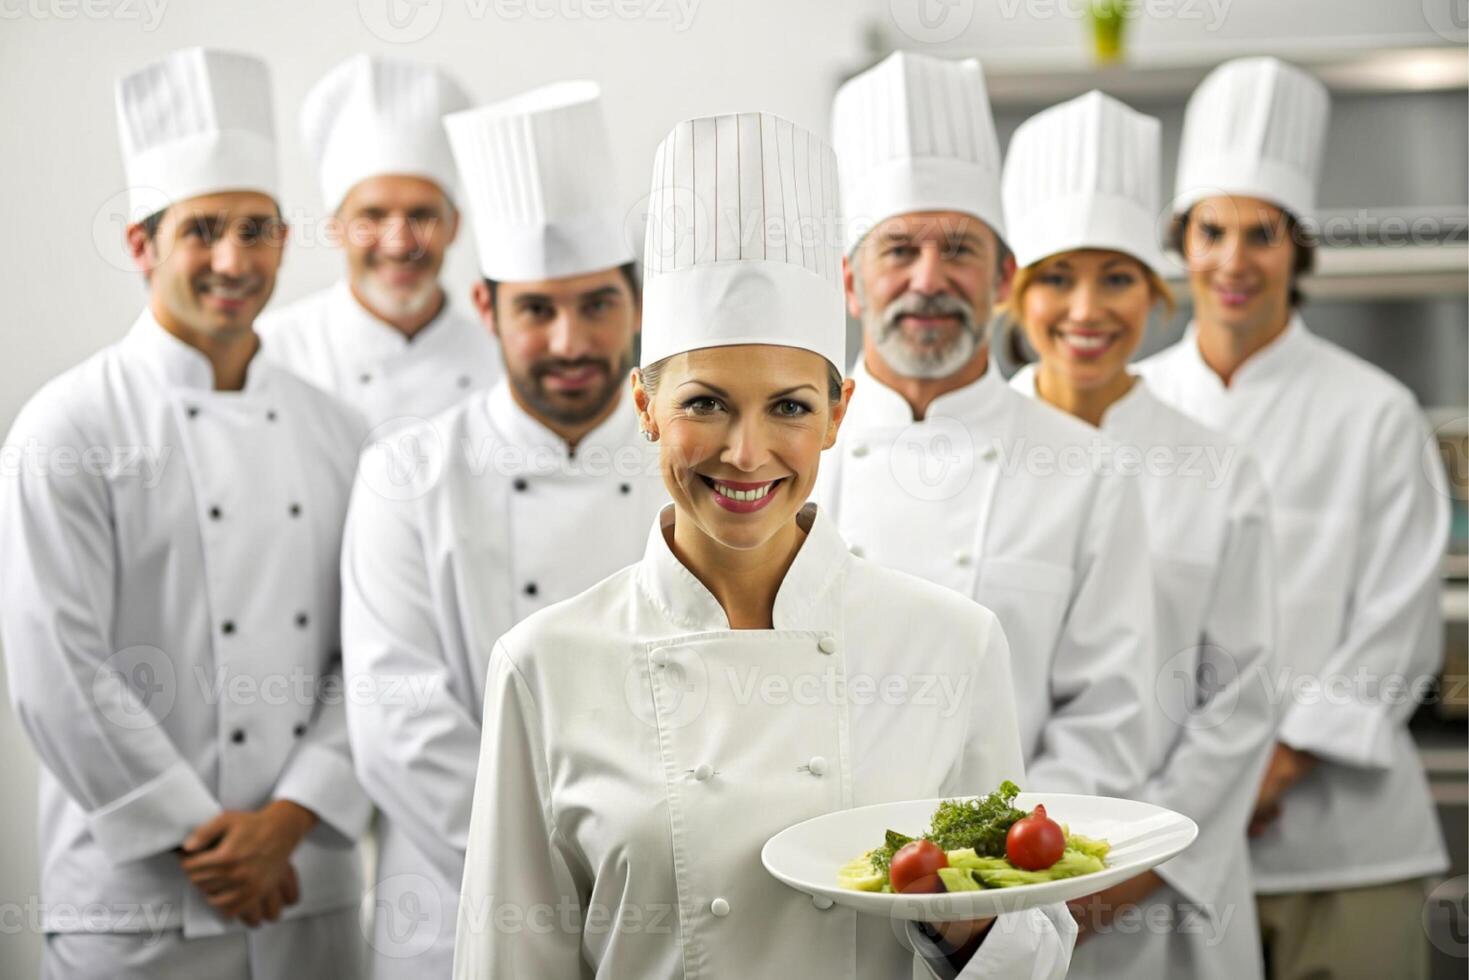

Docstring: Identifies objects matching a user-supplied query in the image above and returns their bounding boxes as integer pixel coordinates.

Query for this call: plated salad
[837,782,1111,893]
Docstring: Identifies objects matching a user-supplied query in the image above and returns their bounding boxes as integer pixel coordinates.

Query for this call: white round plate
[761,793,1198,922]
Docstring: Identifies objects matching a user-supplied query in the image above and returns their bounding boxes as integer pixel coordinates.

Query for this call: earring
[641,428,658,443]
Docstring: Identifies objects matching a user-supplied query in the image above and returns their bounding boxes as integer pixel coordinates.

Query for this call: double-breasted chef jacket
[453,502,1076,979]
[1013,367,1278,980]
[1139,317,1451,894]
[0,310,372,939]
[816,359,1158,800]
[258,280,500,432]
[341,379,667,973]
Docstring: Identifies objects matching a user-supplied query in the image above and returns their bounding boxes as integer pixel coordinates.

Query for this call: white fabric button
[651,650,669,669]
[954,551,971,566]
[817,637,836,655]
[693,763,714,781]
[852,444,869,458]
[807,756,828,776]
[850,545,865,557]
[710,897,730,917]
[980,446,998,462]
[812,894,834,910]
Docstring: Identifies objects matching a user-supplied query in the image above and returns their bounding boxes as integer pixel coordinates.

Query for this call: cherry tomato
[889,839,949,893]
[1005,803,1066,871]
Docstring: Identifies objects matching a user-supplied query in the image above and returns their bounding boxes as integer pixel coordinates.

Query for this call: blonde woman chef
[452,112,1076,979]
[1000,91,1277,980]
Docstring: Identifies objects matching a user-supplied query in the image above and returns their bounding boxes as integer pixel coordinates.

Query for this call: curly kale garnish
[869,781,1025,874]
[924,780,1025,857]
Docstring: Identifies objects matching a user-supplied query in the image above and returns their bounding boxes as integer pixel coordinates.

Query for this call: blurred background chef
[1002,89,1278,980]
[818,51,1160,804]
[257,54,501,432]
[1139,57,1452,980]
[340,81,666,978]
[0,48,370,979]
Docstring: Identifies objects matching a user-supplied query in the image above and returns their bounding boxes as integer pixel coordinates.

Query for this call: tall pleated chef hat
[831,51,1004,255]
[1002,90,1165,273]
[301,53,471,213]
[444,81,634,282]
[1174,57,1330,221]
[115,47,278,218]
[639,112,845,374]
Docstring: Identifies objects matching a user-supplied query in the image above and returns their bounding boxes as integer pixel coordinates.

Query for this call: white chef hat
[1002,90,1165,273]
[1174,57,1330,221]
[443,81,634,283]
[640,112,845,373]
[301,54,471,213]
[831,51,1004,255]
[115,47,278,219]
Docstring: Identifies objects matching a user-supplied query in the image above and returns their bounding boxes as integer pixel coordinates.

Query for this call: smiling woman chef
[451,112,1076,979]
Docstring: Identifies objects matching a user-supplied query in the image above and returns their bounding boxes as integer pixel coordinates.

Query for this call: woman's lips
[1214,284,1256,308]
[699,475,784,514]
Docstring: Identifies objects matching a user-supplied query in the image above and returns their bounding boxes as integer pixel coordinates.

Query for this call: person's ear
[444,203,461,246]
[823,376,857,450]
[843,254,863,320]
[993,250,1018,305]
[126,222,157,277]
[470,281,499,339]
[631,369,656,439]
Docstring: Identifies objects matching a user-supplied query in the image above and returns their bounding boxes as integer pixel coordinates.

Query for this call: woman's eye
[682,396,723,415]
[1038,273,1068,287]
[773,399,812,418]
[1105,273,1137,288]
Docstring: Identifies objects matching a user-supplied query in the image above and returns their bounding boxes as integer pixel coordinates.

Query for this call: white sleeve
[906,905,1077,980]
[0,403,219,864]
[341,446,484,884]
[1276,397,1449,769]
[453,645,589,978]
[1028,470,1157,798]
[1144,455,1278,912]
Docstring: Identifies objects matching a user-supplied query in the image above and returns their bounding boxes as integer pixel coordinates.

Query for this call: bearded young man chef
[339,81,665,978]
[0,48,370,979]
[1001,91,1278,980]
[453,109,1075,980]
[817,52,1158,801]
[1137,57,1450,980]
[257,54,499,430]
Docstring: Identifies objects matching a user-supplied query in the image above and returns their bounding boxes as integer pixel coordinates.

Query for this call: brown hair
[1001,257,1176,366]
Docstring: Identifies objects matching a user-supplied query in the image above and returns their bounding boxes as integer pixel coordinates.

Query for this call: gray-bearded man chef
[0,48,370,979]
[817,52,1159,802]
[257,54,500,431]
[339,81,666,978]
[1139,57,1451,980]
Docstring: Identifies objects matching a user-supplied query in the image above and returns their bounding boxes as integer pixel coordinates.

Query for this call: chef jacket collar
[483,376,640,469]
[847,350,1010,429]
[329,279,452,360]
[124,307,270,393]
[636,502,848,633]
[1010,361,1154,434]
[1179,313,1311,392]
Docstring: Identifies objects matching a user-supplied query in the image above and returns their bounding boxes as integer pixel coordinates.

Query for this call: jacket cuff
[1277,698,1393,770]
[274,744,373,846]
[88,760,220,865]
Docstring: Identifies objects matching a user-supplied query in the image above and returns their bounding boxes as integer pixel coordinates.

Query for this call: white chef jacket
[258,280,500,432]
[341,379,667,976]
[0,311,372,942]
[1139,316,1450,893]
[1013,367,1277,980]
[453,502,1076,979]
[816,359,1158,799]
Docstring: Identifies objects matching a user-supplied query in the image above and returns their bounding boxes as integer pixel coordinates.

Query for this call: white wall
[0,0,1459,974]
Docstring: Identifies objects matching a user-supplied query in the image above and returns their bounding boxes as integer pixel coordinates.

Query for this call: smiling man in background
[258,54,499,431]
[339,81,667,979]
[1,48,369,979]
